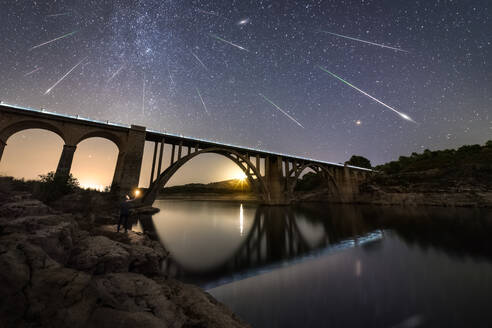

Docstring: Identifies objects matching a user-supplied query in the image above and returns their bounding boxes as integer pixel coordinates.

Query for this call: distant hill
[160,178,252,194]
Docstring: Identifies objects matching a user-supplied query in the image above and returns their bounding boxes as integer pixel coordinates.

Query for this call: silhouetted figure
[118,195,131,233]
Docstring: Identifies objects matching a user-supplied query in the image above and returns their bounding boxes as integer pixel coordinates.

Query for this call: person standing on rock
[118,195,131,233]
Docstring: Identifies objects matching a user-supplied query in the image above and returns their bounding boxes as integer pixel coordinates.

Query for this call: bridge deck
[0,101,371,171]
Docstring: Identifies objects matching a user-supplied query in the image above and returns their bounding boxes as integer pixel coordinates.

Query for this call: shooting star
[319,31,409,53]
[107,63,125,83]
[191,52,208,70]
[318,66,416,123]
[210,34,249,52]
[142,75,146,114]
[237,18,250,26]
[196,8,219,16]
[196,88,209,115]
[45,12,71,18]
[44,57,87,95]
[24,67,42,77]
[29,31,77,51]
[258,93,304,128]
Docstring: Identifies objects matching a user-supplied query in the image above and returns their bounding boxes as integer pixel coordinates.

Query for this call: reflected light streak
[239,204,244,236]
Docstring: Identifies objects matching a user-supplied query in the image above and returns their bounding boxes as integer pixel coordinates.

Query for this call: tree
[485,140,492,148]
[345,155,372,169]
[37,171,79,202]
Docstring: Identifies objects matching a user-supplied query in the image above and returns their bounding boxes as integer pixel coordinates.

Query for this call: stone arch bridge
[0,103,372,205]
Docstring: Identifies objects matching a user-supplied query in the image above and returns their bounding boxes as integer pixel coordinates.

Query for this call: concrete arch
[141,147,269,206]
[288,163,339,195]
[0,120,67,144]
[75,130,123,151]
[70,136,120,189]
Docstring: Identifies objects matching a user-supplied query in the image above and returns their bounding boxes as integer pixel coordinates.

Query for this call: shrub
[345,155,372,169]
[36,171,79,203]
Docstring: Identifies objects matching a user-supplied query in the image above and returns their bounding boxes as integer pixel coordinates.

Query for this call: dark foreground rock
[0,192,250,328]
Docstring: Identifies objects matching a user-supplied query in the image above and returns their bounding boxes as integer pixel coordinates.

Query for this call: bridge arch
[0,120,67,145]
[287,163,339,195]
[75,130,123,152]
[141,147,269,206]
[0,128,65,180]
[70,137,120,190]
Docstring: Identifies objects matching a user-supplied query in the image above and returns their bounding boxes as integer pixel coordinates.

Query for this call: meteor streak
[24,67,42,77]
[258,93,304,128]
[196,88,209,115]
[107,64,125,83]
[191,52,208,70]
[237,18,250,26]
[142,75,146,114]
[210,34,249,52]
[29,31,77,51]
[46,12,71,18]
[196,8,219,16]
[318,66,416,123]
[319,31,409,53]
[44,57,87,95]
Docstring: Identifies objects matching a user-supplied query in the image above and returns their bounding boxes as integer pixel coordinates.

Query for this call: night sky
[1,0,491,167]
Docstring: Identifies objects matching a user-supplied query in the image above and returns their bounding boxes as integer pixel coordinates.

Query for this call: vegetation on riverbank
[371,140,492,191]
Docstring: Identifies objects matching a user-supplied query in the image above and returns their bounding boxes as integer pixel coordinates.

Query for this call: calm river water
[137,200,492,327]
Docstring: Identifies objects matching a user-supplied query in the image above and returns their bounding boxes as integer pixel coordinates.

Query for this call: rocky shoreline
[0,190,250,328]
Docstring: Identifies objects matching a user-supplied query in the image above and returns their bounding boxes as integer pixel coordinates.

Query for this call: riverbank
[0,178,250,328]
[157,192,259,203]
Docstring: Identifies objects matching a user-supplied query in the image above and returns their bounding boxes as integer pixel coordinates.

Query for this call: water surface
[141,200,492,327]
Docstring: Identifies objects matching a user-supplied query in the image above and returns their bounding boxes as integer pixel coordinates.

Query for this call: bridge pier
[111,125,146,194]
[0,139,6,163]
[55,144,77,181]
[263,156,290,205]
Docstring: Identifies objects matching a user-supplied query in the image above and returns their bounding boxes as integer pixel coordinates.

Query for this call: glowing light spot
[81,182,105,191]
[233,171,247,181]
[237,18,250,26]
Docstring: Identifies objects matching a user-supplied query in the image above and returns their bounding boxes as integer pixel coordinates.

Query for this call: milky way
[1,1,491,164]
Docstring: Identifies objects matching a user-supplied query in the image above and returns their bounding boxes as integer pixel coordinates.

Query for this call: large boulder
[0,236,62,327]
[69,234,166,276]
[26,267,97,328]
[161,279,251,328]
[69,235,131,275]
[89,273,186,328]
[1,214,77,264]
[0,197,53,218]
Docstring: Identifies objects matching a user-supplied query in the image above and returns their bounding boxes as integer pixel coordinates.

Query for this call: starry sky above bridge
[1,0,491,167]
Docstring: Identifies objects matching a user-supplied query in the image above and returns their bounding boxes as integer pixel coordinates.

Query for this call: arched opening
[290,165,339,198]
[141,147,268,206]
[166,153,250,187]
[0,129,64,180]
[70,137,119,190]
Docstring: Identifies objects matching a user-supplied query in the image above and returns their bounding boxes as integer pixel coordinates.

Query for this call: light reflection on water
[149,200,256,272]
[139,201,492,327]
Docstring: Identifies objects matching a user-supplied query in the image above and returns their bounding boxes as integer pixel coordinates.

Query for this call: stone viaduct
[0,102,372,205]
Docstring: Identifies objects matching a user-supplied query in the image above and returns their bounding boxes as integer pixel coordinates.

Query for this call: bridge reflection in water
[136,202,383,288]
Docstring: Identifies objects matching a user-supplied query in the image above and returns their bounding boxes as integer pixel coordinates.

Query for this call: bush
[345,155,372,169]
[36,171,79,203]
